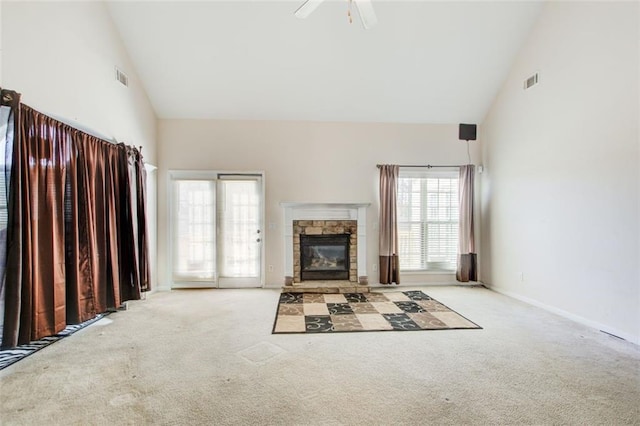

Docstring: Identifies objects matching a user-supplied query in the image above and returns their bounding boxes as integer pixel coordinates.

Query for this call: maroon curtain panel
[456,164,477,282]
[1,100,149,349]
[113,144,140,304]
[3,105,69,346]
[1,89,27,348]
[66,136,116,322]
[378,164,400,285]
[133,149,150,292]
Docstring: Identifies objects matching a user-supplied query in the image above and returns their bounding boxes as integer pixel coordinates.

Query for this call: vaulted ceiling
[106,1,543,124]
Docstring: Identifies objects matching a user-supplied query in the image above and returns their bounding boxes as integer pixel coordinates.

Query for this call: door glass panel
[218,178,260,279]
[173,180,216,282]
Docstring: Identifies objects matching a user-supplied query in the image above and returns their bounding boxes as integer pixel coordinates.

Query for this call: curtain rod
[376,164,464,168]
[1,87,142,152]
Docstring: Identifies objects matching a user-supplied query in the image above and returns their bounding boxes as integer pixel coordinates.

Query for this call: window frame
[397,167,460,273]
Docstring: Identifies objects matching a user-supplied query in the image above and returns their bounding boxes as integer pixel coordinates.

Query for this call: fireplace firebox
[300,234,350,281]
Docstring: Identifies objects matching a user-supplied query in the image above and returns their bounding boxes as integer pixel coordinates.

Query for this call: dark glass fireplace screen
[300,234,350,281]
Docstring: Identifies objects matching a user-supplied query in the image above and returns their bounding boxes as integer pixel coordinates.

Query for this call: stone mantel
[281,202,370,284]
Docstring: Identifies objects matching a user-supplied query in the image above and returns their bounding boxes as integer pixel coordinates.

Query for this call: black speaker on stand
[459,123,477,141]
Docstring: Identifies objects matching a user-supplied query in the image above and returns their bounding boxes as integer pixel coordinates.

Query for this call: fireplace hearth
[300,234,350,281]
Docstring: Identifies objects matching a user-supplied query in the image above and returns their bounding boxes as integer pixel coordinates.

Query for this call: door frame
[167,169,265,289]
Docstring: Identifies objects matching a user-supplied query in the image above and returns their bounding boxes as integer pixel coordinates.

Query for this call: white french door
[170,172,263,288]
[216,175,262,287]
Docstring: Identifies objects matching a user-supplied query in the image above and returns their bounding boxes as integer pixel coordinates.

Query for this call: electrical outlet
[372,263,378,272]
[268,265,274,272]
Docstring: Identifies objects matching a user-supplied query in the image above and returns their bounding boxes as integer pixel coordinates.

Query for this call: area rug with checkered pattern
[272,290,481,333]
[0,313,108,371]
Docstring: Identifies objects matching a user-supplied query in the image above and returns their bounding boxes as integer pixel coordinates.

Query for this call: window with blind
[397,169,459,271]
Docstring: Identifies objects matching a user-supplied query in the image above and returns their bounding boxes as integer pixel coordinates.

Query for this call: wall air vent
[115,67,129,87]
[524,72,539,90]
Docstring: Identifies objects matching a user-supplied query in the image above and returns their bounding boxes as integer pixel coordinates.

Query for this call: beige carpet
[1,286,639,425]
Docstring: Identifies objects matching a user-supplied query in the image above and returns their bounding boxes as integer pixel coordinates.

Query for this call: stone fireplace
[295,222,356,282]
[281,203,370,290]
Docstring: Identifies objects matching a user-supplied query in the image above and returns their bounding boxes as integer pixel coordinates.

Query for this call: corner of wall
[480,1,640,341]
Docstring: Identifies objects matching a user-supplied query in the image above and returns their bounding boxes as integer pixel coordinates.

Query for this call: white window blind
[397,169,459,271]
[0,106,11,230]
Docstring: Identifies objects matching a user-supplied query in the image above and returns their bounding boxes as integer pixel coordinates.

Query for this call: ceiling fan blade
[294,0,325,19]
[354,0,377,29]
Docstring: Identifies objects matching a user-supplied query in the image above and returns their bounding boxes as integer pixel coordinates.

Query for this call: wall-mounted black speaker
[459,123,477,141]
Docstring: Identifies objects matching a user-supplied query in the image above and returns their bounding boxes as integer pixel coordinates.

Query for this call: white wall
[481,1,640,343]
[2,1,159,289]
[158,120,481,290]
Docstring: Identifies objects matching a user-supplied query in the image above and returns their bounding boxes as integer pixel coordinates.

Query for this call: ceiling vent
[115,67,129,87]
[524,72,539,90]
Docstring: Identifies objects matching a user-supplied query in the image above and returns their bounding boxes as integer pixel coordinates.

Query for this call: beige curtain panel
[378,164,400,285]
[456,164,477,282]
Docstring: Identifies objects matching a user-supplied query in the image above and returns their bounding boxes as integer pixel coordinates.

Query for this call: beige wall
[481,1,639,343]
[158,120,481,290]
[2,1,159,288]
[2,1,157,163]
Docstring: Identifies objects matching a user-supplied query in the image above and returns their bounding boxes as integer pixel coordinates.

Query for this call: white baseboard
[489,286,640,346]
